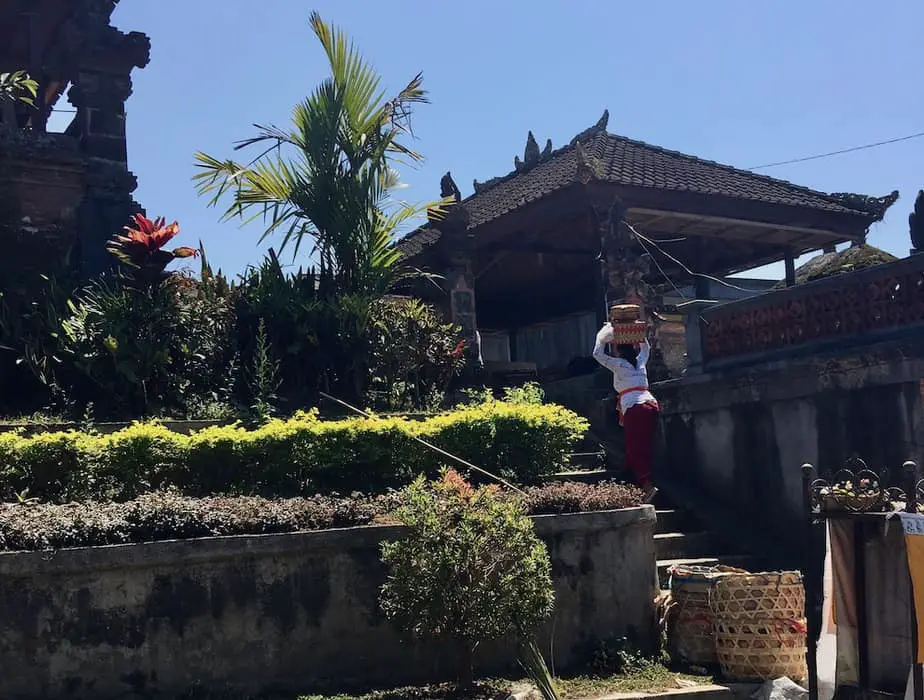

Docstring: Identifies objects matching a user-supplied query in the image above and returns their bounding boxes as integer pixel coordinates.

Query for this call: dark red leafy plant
[107,214,198,289]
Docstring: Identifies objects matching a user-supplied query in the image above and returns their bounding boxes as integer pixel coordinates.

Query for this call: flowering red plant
[107,214,198,288]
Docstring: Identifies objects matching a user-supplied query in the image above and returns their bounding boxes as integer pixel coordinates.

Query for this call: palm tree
[193,12,451,401]
[193,11,447,301]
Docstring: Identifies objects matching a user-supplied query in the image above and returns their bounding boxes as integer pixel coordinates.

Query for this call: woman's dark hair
[616,344,638,368]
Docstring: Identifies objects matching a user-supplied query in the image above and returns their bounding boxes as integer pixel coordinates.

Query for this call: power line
[625,221,775,294]
[750,130,924,170]
[634,231,688,302]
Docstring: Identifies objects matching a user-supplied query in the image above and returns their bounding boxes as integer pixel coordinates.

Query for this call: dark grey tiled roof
[397,113,898,258]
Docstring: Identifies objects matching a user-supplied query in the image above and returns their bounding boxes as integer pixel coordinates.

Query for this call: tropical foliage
[193,12,446,296]
[1,14,464,419]
[107,214,198,290]
[192,12,452,403]
[0,71,38,107]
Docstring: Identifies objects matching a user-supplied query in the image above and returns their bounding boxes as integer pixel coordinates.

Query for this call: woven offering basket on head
[667,564,747,665]
[711,571,807,682]
[609,304,641,323]
[611,321,647,345]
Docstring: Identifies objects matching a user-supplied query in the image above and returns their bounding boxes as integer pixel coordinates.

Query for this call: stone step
[568,451,608,470]
[655,531,719,560]
[657,555,763,588]
[655,508,698,534]
[548,469,618,484]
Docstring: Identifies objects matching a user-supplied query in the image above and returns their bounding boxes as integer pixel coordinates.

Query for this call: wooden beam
[480,242,594,257]
[784,250,796,287]
[474,250,512,281]
[628,207,859,242]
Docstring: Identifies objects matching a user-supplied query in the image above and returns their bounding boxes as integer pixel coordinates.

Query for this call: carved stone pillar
[76,160,143,278]
[67,28,150,279]
[68,29,150,164]
[594,198,671,382]
[440,206,482,374]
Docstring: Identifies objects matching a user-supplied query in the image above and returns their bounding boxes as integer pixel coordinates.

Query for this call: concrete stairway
[556,438,768,585]
[655,501,766,587]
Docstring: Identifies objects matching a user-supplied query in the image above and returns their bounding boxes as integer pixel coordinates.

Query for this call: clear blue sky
[53,0,924,281]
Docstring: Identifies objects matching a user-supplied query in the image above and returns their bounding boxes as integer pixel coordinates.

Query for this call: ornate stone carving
[593,197,670,380]
[702,256,924,363]
[828,189,899,223]
[575,142,603,184]
[439,171,461,203]
[440,207,480,374]
[911,190,924,252]
[77,157,143,277]
[472,176,505,194]
[541,138,552,159]
[570,109,609,146]
[523,131,540,167]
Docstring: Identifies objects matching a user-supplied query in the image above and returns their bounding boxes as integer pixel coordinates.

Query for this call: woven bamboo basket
[711,572,807,682]
[610,304,641,323]
[668,564,747,665]
[710,571,804,622]
[611,321,647,345]
[713,618,807,682]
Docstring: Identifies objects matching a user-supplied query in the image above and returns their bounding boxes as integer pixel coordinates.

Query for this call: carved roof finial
[514,155,524,172]
[911,190,924,251]
[440,171,461,203]
[570,108,610,146]
[541,139,552,159]
[524,131,540,166]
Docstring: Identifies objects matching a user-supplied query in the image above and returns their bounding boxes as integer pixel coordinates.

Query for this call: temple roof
[398,110,898,258]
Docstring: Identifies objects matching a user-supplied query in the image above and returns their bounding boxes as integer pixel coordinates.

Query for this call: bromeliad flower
[107,214,199,289]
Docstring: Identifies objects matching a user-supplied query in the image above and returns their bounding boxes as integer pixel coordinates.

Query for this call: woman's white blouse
[591,325,657,414]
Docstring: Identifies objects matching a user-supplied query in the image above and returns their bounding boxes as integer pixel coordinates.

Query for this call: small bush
[380,470,555,687]
[0,481,641,552]
[0,401,588,502]
[524,481,644,515]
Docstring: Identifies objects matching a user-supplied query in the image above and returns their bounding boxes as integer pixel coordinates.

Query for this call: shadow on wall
[654,340,924,569]
[0,509,658,700]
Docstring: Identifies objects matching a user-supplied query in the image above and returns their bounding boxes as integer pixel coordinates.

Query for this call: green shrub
[0,401,589,502]
[0,481,640,552]
[380,470,555,687]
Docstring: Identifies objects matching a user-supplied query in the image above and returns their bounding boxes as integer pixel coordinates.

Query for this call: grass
[286,664,714,700]
[553,665,713,697]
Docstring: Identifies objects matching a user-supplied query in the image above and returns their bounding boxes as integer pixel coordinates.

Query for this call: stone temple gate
[0,0,150,281]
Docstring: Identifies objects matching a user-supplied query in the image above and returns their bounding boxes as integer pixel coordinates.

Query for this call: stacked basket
[668,564,746,666]
[608,304,647,344]
[711,571,807,682]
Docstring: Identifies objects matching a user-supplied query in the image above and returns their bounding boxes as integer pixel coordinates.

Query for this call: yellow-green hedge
[0,401,589,503]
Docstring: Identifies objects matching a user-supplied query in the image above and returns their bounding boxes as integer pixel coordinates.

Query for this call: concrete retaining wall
[0,507,657,699]
[655,338,924,565]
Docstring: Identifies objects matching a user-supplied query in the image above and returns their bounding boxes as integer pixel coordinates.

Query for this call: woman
[591,322,660,502]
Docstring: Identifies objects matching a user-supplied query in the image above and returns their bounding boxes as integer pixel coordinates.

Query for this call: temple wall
[655,337,924,566]
[0,509,657,700]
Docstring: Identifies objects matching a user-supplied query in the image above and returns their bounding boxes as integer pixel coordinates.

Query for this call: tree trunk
[458,643,475,689]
